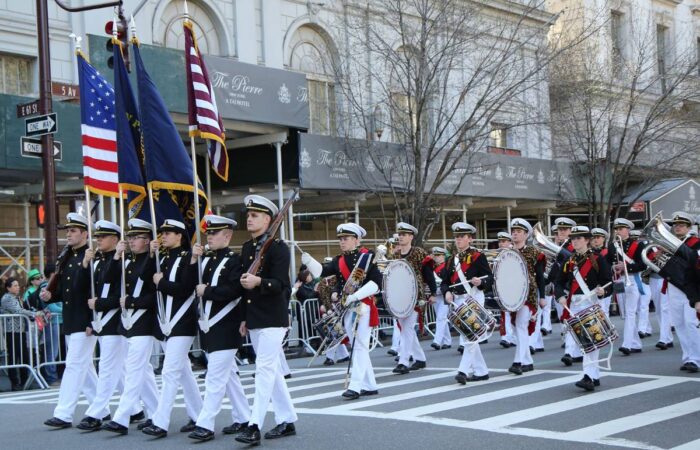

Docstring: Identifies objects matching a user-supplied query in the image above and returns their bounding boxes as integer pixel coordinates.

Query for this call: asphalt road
[1,313,699,450]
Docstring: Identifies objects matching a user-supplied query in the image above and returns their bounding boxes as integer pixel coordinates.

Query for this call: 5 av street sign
[25,113,57,137]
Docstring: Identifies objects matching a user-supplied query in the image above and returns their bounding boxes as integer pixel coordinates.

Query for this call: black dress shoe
[264,422,296,439]
[342,389,360,400]
[387,349,398,356]
[572,356,583,363]
[77,416,102,431]
[222,421,248,435]
[102,421,128,435]
[180,419,196,432]
[686,362,699,373]
[681,363,689,371]
[137,419,153,431]
[509,342,517,348]
[394,355,400,362]
[142,424,167,438]
[455,371,468,385]
[479,340,488,345]
[629,348,642,354]
[235,424,261,445]
[440,344,451,349]
[666,342,674,348]
[593,379,600,387]
[529,346,535,355]
[458,345,464,354]
[522,364,534,373]
[337,357,350,363]
[284,373,292,379]
[638,331,646,339]
[44,417,72,429]
[499,340,510,349]
[393,364,410,374]
[656,342,668,350]
[430,343,441,350]
[540,328,549,336]
[360,389,378,396]
[188,426,215,441]
[508,363,523,375]
[129,411,145,423]
[409,360,426,370]
[619,347,631,356]
[575,375,595,391]
[323,358,335,366]
[561,354,573,366]
[466,374,489,382]
[198,371,207,379]
[535,348,545,353]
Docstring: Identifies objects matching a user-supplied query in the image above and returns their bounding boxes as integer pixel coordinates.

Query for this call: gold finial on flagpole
[69,33,82,52]
[130,15,137,40]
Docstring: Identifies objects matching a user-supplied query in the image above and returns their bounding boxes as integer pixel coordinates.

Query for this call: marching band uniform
[44,213,101,428]
[632,230,653,338]
[143,219,202,438]
[429,247,452,350]
[236,195,297,445]
[606,218,646,356]
[539,225,560,337]
[78,221,130,430]
[103,219,161,434]
[441,223,493,383]
[591,228,612,317]
[555,226,612,391]
[315,275,351,365]
[496,232,517,348]
[392,222,437,375]
[508,219,546,375]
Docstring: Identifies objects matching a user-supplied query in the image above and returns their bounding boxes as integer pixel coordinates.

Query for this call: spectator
[1,277,38,390]
[39,264,62,386]
[293,270,316,302]
[23,269,46,310]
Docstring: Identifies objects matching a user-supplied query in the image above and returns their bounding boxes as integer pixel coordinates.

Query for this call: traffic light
[105,14,129,70]
[36,203,45,228]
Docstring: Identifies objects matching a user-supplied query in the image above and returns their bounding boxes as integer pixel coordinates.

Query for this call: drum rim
[382,259,418,318]
[492,248,529,312]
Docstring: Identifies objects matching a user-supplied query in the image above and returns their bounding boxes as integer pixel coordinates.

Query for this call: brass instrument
[532,222,565,259]
[640,213,683,273]
[613,234,632,287]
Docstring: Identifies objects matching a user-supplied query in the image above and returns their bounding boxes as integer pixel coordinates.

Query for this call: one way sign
[25,113,58,137]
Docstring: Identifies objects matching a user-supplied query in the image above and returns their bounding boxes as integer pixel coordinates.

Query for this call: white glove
[346,293,359,304]
[302,252,323,278]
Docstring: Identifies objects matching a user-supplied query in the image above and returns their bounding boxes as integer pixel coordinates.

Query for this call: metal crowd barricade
[287,299,314,354]
[1,314,48,389]
[301,298,322,345]
[423,303,437,338]
[33,311,63,389]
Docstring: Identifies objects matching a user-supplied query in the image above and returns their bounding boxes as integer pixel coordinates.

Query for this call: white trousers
[398,310,426,366]
[85,335,128,419]
[650,277,673,344]
[513,307,533,365]
[500,311,516,344]
[326,342,349,361]
[541,295,553,332]
[599,296,612,319]
[529,307,544,350]
[152,336,203,430]
[249,328,297,428]
[343,303,378,393]
[568,296,599,379]
[454,294,488,377]
[637,282,652,334]
[113,336,160,426]
[391,320,401,352]
[432,295,452,346]
[279,347,291,376]
[619,281,642,350]
[196,349,250,432]
[668,284,700,366]
[227,356,251,424]
[53,332,99,422]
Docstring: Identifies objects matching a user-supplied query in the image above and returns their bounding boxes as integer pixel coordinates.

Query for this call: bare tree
[549,5,700,226]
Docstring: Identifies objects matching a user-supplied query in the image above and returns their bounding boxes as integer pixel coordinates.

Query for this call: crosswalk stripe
[469,377,686,429]
[669,438,700,450]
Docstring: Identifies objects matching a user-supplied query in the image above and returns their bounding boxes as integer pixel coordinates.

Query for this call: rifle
[46,244,71,298]
[247,190,299,275]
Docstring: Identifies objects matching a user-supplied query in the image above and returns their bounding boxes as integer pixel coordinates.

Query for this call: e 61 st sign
[25,113,57,137]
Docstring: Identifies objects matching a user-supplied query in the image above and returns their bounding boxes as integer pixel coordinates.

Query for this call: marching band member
[591,228,612,317]
[496,232,517,349]
[441,223,493,383]
[538,224,559,339]
[555,226,612,391]
[142,219,202,438]
[187,215,250,442]
[631,230,653,339]
[507,218,546,375]
[392,222,437,375]
[42,213,102,429]
[235,195,297,445]
[78,220,131,431]
[550,219,576,347]
[102,219,160,434]
[315,274,351,366]
[430,247,452,350]
[606,218,646,356]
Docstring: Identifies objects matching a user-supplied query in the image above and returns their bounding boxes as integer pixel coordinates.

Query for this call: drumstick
[448,275,489,289]
[584,281,613,299]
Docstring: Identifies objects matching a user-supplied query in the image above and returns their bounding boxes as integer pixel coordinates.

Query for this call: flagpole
[190,136,205,320]
[84,186,97,326]
[147,184,167,329]
[118,186,129,327]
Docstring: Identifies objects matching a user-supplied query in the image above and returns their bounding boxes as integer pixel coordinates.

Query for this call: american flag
[77,51,119,197]
[184,19,229,182]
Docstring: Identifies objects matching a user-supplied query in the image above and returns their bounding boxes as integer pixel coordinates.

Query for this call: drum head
[382,260,418,318]
[493,249,529,312]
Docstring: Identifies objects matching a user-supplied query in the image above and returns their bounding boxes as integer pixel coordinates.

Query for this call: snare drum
[492,248,529,312]
[565,304,618,353]
[313,308,346,350]
[447,297,496,342]
[382,260,418,318]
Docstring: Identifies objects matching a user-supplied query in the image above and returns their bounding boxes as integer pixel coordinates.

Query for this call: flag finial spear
[130,15,137,40]
[183,0,190,20]
[69,33,82,52]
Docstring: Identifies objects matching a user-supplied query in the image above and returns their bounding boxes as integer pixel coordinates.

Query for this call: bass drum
[382,260,418,318]
[492,248,529,312]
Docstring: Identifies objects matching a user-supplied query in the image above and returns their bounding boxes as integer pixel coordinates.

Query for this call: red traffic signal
[105,20,126,40]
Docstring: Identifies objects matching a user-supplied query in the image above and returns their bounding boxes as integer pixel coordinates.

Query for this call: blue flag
[132,39,209,241]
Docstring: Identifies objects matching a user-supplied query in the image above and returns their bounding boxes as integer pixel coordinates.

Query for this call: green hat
[27,269,41,281]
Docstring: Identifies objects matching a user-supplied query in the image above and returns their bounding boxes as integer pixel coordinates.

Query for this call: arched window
[159,0,222,56]
[289,25,337,135]
[388,46,428,145]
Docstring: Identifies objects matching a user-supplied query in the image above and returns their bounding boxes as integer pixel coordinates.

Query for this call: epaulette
[180,250,188,256]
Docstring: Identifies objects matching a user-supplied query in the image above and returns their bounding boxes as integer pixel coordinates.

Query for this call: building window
[490,123,509,148]
[656,25,668,92]
[160,1,223,56]
[255,0,264,64]
[610,11,624,73]
[0,54,32,95]
[308,79,336,136]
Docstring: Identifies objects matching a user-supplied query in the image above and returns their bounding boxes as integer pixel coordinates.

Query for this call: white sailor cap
[244,195,279,216]
[670,211,694,226]
[630,229,642,238]
[396,222,418,235]
[159,219,186,233]
[431,246,447,255]
[510,218,532,234]
[550,224,558,233]
[127,218,153,237]
[591,227,609,238]
[336,223,366,238]
[451,222,477,235]
[555,217,577,229]
[613,218,634,229]
[204,214,237,233]
[497,231,512,241]
[569,225,591,238]
[61,212,89,230]
[688,229,697,237]
[94,220,121,237]
[323,256,333,263]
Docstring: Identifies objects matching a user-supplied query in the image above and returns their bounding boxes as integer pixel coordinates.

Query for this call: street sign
[16,99,40,118]
[25,113,57,137]
[20,136,62,161]
[51,81,79,99]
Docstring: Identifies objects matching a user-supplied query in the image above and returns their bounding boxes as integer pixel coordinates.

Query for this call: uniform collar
[167,246,183,256]
[342,247,359,256]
